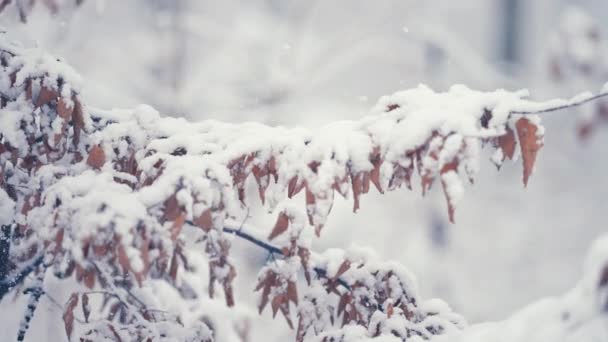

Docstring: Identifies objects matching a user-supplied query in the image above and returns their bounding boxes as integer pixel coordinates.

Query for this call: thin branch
[511,91,608,115]
[188,221,352,290]
[16,264,46,342]
[223,227,282,255]
[0,253,44,301]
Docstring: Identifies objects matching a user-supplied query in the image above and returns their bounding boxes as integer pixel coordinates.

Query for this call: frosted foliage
[0,32,606,342]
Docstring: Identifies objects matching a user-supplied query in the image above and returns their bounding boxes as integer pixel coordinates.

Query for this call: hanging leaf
[268,211,290,240]
[35,86,59,108]
[86,145,105,170]
[516,118,543,187]
[193,209,213,232]
[63,293,79,340]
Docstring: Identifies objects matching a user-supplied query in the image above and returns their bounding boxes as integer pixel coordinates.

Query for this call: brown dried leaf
[193,209,213,232]
[57,97,74,120]
[298,248,311,285]
[287,281,298,305]
[271,294,287,318]
[63,293,79,340]
[370,147,384,194]
[86,145,105,170]
[223,265,237,307]
[268,211,290,240]
[288,176,305,198]
[334,260,351,280]
[386,303,394,318]
[516,118,543,187]
[35,85,59,108]
[25,78,33,100]
[72,97,84,146]
[170,213,186,241]
[337,293,352,316]
[496,126,516,162]
[163,194,181,222]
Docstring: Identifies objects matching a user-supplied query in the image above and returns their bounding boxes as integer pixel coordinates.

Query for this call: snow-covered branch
[1,33,607,341]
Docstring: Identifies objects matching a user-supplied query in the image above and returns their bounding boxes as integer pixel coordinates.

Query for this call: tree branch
[16,264,45,341]
[214,222,351,290]
[0,253,44,301]
[511,91,608,115]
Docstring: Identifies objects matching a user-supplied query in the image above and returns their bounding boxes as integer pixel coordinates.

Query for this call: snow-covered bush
[1,31,608,342]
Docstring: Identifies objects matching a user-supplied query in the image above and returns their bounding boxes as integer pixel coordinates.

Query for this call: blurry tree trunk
[500,0,521,65]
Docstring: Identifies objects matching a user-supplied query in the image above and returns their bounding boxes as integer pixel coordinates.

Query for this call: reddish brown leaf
[337,293,352,316]
[170,213,185,241]
[271,294,287,318]
[496,126,516,162]
[25,78,33,100]
[287,281,298,305]
[288,176,306,198]
[298,248,311,285]
[280,303,294,329]
[35,85,59,107]
[223,265,237,307]
[369,148,384,193]
[516,118,543,187]
[57,97,74,120]
[386,303,394,318]
[63,293,79,340]
[268,211,290,240]
[71,97,84,146]
[268,156,278,183]
[334,260,351,280]
[163,194,182,222]
[351,172,364,212]
[86,145,105,170]
[193,209,213,232]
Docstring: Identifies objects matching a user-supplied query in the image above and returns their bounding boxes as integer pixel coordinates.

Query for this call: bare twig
[188,221,352,290]
[511,92,608,115]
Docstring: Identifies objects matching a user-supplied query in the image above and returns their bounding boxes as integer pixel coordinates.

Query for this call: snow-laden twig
[221,221,351,290]
[512,90,608,115]
[15,264,46,342]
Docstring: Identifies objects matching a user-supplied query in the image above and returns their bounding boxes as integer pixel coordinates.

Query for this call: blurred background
[2,0,608,340]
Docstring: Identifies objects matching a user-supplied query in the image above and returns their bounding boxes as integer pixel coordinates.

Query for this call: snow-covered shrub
[0,31,607,342]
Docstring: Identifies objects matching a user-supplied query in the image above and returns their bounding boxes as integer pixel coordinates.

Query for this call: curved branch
[188,220,351,290]
[512,91,608,115]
